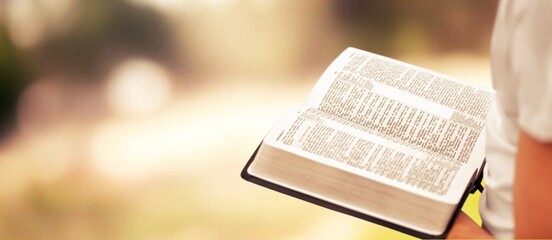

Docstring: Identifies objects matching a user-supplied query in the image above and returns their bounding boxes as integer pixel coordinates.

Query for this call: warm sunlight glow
[89,109,225,182]
[89,82,292,183]
[0,1,497,238]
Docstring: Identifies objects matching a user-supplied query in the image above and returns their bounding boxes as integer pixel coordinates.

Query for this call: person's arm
[447,211,493,239]
[514,130,552,238]
[449,130,552,239]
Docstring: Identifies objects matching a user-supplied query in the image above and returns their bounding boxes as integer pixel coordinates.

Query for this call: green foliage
[0,27,31,135]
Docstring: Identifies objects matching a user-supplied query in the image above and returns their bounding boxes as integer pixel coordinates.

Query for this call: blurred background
[0,0,497,239]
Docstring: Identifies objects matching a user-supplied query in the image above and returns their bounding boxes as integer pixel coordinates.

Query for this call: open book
[241,47,494,239]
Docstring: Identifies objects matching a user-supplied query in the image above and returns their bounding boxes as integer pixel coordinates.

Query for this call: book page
[264,107,467,202]
[296,48,494,201]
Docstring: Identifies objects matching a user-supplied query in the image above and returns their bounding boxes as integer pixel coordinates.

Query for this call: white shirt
[480,0,552,237]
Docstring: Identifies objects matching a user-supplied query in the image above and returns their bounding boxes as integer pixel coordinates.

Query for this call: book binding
[241,143,486,239]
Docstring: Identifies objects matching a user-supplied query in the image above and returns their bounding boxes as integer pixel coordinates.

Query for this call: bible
[241,47,493,239]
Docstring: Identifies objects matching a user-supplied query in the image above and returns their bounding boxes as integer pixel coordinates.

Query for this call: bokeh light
[0,0,497,239]
[105,58,172,116]
[6,0,46,48]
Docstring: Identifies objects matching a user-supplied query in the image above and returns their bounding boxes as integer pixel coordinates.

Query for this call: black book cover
[241,143,485,239]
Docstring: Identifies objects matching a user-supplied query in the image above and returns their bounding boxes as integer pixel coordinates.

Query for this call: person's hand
[447,211,493,239]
